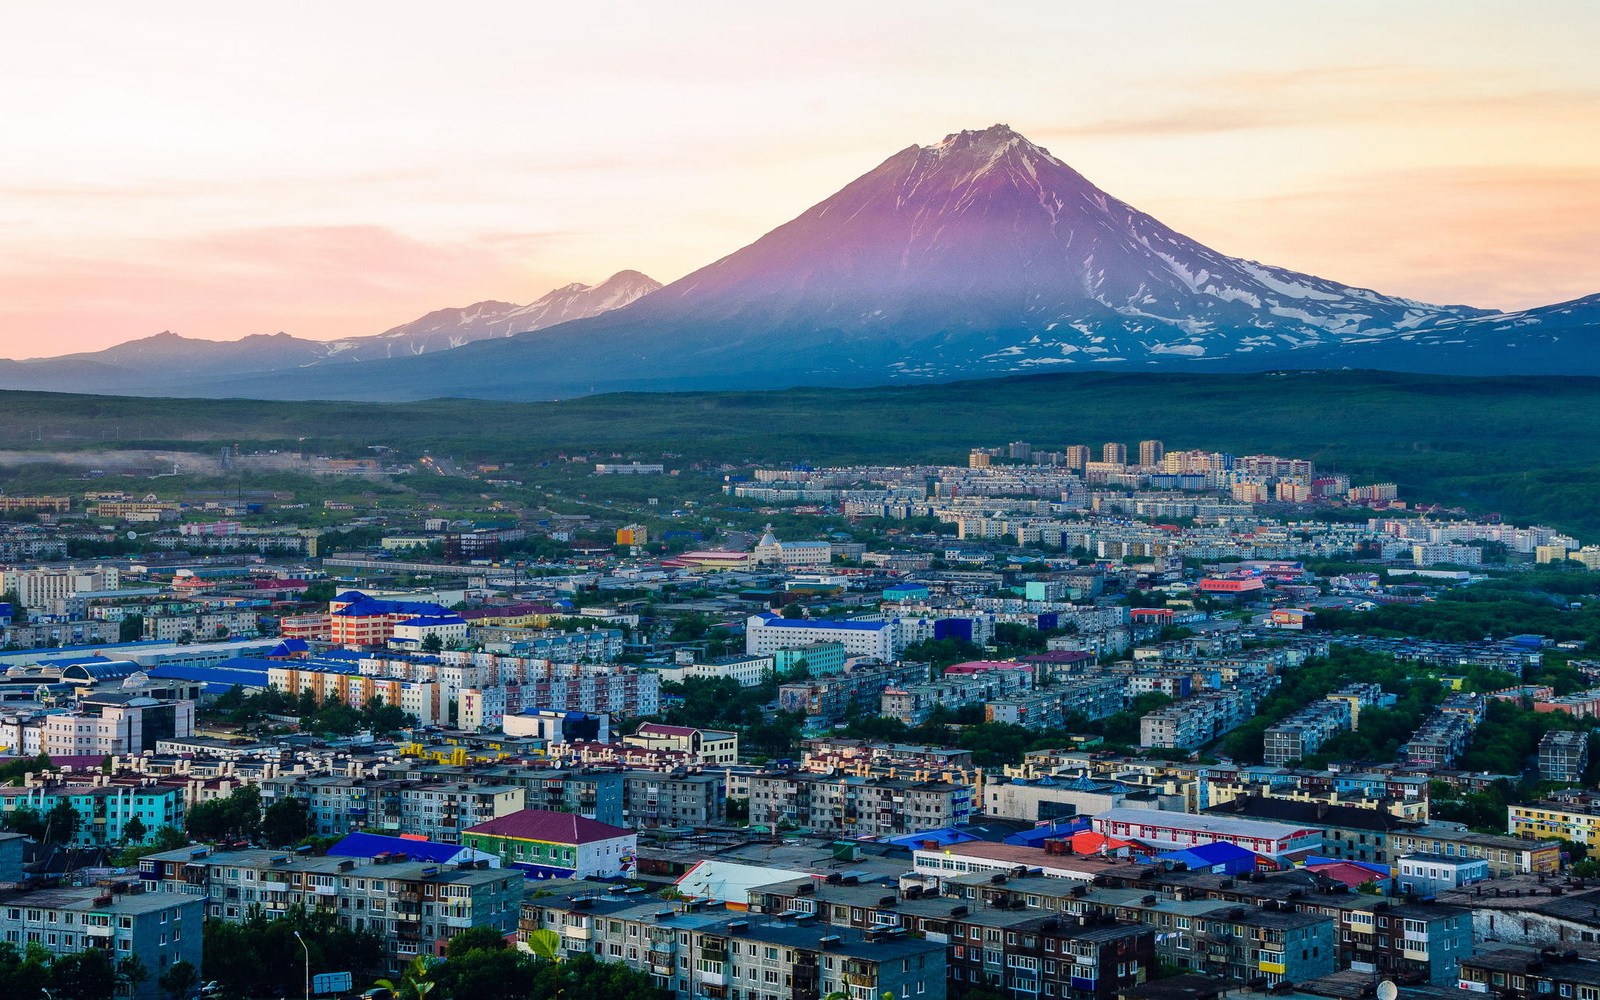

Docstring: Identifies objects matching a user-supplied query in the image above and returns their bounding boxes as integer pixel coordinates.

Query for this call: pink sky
[1,0,1597,356]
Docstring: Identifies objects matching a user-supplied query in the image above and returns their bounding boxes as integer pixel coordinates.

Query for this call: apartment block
[1539,730,1590,784]
[0,884,203,999]
[1140,688,1267,750]
[520,891,946,1000]
[140,845,520,961]
[0,782,187,849]
[258,774,524,842]
[747,773,973,838]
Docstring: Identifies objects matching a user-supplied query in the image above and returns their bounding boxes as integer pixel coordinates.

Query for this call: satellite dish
[126,531,137,540]
[1377,982,1398,1000]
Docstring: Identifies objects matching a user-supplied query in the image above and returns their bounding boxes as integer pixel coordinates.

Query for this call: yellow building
[1508,800,1600,848]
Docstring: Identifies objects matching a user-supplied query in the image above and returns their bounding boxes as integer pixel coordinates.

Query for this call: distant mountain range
[0,270,660,395]
[4,125,1596,400]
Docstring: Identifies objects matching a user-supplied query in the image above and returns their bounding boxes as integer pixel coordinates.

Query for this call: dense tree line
[206,687,414,735]
[204,907,387,999]
[0,940,154,1000]
[1213,647,1448,765]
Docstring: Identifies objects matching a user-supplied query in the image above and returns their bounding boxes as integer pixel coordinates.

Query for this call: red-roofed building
[1197,577,1267,596]
[1304,860,1392,891]
[623,723,739,764]
[461,808,636,878]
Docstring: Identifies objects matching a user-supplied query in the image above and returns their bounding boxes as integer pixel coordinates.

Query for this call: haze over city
[2,0,1597,354]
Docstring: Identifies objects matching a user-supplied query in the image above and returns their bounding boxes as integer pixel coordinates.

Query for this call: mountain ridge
[0,270,660,393]
[2,125,1595,400]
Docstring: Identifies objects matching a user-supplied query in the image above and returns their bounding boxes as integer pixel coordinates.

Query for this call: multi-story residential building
[1262,684,1384,766]
[1,619,122,648]
[266,662,445,725]
[745,614,896,661]
[882,667,1033,726]
[1,564,120,609]
[650,653,776,687]
[0,782,187,849]
[458,669,659,730]
[777,662,928,723]
[1508,790,1600,850]
[1140,688,1268,750]
[520,891,946,1000]
[1399,693,1486,766]
[142,610,260,641]
[1394,853,1488,895]
[0,883,203,998]
[623,772,727,829]
[625,724,740,764]
[1099,866,1474,984]
[773,642,848,677]
[747,773,973,838]
[1459,950,1600,1000]
[139,845,521,961]
[258,774,524,842]
[1539,730,1590,784]
[460,808,636,878]
[751,873,1154,1000]
[40,694,195,756]
[1381,823,1561,876]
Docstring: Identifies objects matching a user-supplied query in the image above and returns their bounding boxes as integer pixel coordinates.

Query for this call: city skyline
[2,0,1597,354]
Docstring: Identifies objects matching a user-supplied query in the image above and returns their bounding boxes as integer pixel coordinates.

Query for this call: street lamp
[293,931,310,1000]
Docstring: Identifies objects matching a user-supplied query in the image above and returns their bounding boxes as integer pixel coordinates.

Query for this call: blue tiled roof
[333,593,452,618]
[761,618,891,631]
[1159,842,1257,864]
[880,828,980,849]
[327,832,473,864]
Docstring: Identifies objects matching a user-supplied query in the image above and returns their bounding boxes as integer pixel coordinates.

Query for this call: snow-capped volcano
[4,125,1594,401]
[618,124,1487,364]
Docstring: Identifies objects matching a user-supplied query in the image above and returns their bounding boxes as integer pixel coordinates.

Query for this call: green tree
[117,955,150,998]
[185,785,260,842]
[121,815,148,845]
[1,806,44,839]
[260,798,311,848]
[157,960,200,1000]
[421,633,444,653]
[51,948,117,1000]
[45,799,81,845]
[0,941,52,998]
[375,953,437,1000]
[118,614,145,643]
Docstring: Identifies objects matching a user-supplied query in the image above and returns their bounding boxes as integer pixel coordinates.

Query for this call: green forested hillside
[2,369,1598,534]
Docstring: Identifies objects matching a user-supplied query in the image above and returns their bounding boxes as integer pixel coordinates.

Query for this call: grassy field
[3,369,1599,536]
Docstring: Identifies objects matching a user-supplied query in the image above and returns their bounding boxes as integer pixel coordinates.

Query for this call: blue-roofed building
[745,613,895,660]
[147,659,274,697]
[881,582,930,603]
[1003,818,1091,847]
[326,832,500,867]
[879,827,982,850]
[1157,841,1260,875]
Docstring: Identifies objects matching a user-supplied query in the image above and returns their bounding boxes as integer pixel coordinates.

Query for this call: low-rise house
[460,808,636,878]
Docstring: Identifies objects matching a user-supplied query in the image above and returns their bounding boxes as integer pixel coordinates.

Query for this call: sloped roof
[327,832,477,864]
[463,808,632,845]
